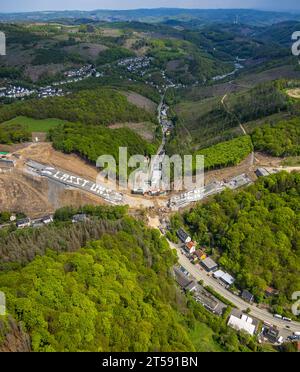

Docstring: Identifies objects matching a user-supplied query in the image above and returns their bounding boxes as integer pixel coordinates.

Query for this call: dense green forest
[252,118,300,157]
[0,67,22,80]
[0,219,196,352]
[0,88,155,127]
[49,122,157,165]
[197,136,253,170]
[96,47,134,66]
[0,206,272,352]
[65,78,161,104]
[0,122,30,144]
[32,47,84,65]
[182,172,300,315]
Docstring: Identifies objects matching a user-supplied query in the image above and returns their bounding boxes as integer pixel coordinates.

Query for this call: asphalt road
[26,161,123,205]
[168,240,300,338]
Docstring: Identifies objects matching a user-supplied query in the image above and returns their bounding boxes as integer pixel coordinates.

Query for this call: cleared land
[282,156,300,166]
[64,43,108,60]
[236,65,300,87]
[24,63,65,82]
[123,91,157,114]
[286,88,300,99]
[108,121,157,142]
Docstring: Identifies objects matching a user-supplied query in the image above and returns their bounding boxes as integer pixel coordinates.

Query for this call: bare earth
[0,141,297,217]
[24,64,66,82]
[286,88,300,99]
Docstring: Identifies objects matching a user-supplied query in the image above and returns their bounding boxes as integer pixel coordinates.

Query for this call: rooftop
[174,267,192,289]
[242,290,254,302]
[201,257,218,271]
[228,314,256,335]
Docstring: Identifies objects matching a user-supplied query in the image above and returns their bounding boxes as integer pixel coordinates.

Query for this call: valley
[1,6,300,354]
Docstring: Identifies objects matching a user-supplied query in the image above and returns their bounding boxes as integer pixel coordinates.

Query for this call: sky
[0,1,300,13]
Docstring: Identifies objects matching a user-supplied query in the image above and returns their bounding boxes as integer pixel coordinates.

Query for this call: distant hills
[0,8,300,26]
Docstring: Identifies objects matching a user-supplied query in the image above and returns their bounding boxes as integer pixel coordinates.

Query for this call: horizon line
[1,7,300,15]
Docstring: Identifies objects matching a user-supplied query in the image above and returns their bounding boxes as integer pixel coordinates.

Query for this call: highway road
[168,240,300,338]
[26,160,124,205]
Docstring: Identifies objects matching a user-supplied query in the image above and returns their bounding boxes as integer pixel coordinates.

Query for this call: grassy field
[2,116,67,133]
[189,322,223,352]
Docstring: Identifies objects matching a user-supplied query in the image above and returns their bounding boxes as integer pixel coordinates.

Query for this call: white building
[213,270,235,286]
[228,314,256,335]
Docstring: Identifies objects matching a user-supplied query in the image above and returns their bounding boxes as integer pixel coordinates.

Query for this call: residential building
[185,281,198,293]
[185,241,197,254]
[195,291,219,313]
[201,257,218,272]
[194,249,207,261]
[72,214,88,223]
[177,228,191,244]
[255,168,270,177]
[174,267,226,316]
[213,270,235,286]
[228,314,256,336]
[174,267,192,289]
[16,218,31,229]
[264,327,280,344]
[0,158,16,168]
[242,290,254,303]
[265,287,279,297]
[42,215,54,225]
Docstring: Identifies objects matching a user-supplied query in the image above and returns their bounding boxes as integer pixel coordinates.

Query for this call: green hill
[0,207,270,352]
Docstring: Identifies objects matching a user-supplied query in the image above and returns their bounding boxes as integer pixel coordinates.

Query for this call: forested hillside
[182,172,300,314]
[0,223,195,352]
[0,88,156,126]
[49,122,158,165]
[197,136,253,170]
[252,118,300,157]
[0,206,272,352]
[168,81,295,158]
[0,122,30,144]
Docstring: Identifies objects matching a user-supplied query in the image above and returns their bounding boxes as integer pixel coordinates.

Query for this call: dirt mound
[0,172,53,217]
[0,143,110,217]
[0,317,31,352]
[287,88,300,99]
[17,143,98,180]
